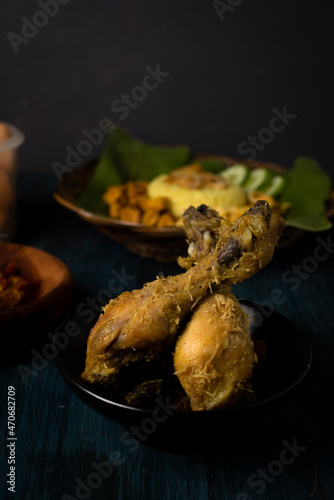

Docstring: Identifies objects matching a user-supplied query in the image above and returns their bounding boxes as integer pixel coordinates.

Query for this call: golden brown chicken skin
[81,201,284,407]
[174,286,255,411]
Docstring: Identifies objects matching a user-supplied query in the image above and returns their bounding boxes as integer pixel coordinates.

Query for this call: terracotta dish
[0,243,73,335]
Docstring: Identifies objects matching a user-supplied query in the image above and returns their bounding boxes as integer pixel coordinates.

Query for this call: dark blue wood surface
[1,171,334,500]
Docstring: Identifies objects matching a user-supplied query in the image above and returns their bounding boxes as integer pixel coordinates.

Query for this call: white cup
[0,123,25,241]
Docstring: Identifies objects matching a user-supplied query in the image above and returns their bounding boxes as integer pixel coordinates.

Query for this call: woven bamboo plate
[53,157,334,262]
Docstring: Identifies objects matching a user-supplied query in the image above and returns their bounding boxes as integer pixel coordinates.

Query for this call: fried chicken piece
[217,200,285,284]
[81,201,284,391]
[174,201,285,410]
[180,201,284,286]
[174,286,255,411]
[82,255,225,385]
[178,204,229,269]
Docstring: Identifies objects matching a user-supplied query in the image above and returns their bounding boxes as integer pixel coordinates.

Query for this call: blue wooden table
[1,170,334,500]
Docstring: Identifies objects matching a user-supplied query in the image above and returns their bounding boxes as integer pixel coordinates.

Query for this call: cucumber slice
[262,174,287,197]
[220,164,250,185]
[243,168,273,192]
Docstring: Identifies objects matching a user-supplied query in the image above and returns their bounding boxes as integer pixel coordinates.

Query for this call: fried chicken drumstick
[174,286,255,411]
[81,201,284,409]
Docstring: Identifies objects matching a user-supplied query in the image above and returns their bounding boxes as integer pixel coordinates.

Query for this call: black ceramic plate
[53,302,312,450]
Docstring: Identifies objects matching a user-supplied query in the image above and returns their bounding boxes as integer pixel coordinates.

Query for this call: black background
[1,0,333,179]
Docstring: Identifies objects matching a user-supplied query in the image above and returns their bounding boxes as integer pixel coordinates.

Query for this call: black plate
[53,302,312,451]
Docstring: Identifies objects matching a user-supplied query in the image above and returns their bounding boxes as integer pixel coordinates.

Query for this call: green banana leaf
[280,157,332,231]
[77,126,191,215]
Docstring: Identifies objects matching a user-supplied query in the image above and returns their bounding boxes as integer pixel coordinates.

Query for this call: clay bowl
[0,243,73,352]
[53,157,334,262]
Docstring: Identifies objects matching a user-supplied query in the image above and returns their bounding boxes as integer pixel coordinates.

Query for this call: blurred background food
[72,126,333,232]
[0,0,333,184]
[0,122,24,240]
[0,123,11,142]
[0,261,40,311]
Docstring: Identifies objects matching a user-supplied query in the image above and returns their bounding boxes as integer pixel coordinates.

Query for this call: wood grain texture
[1,171,333,500]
